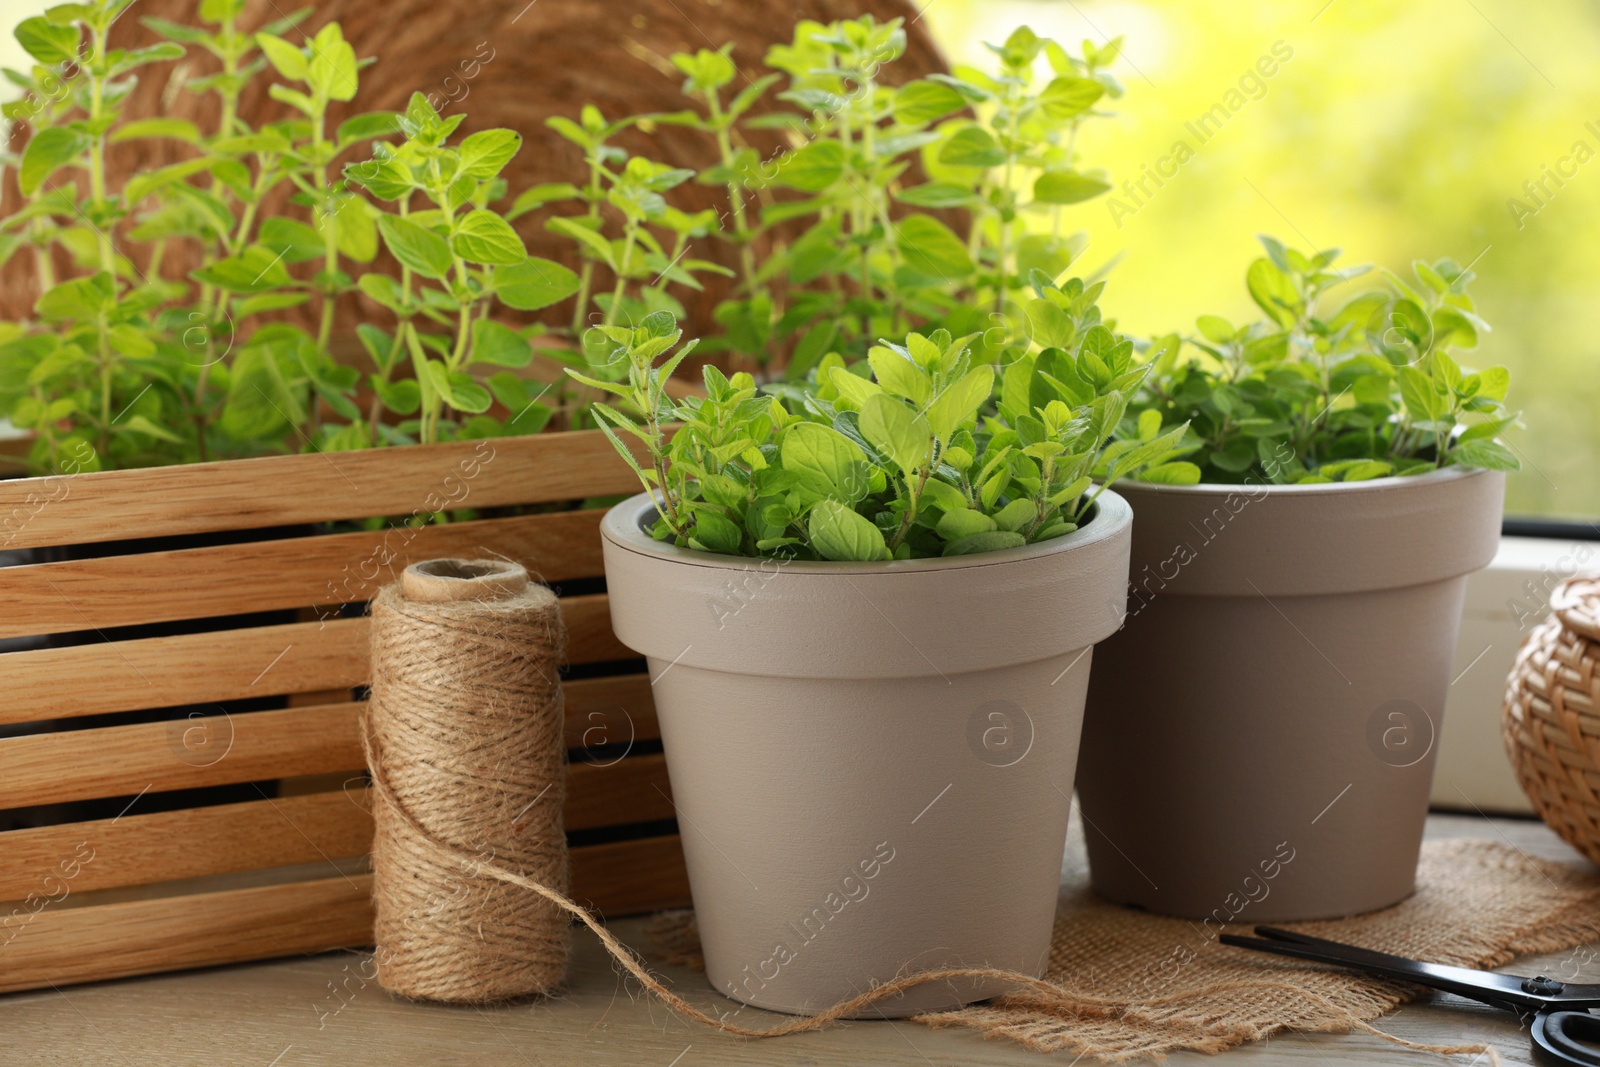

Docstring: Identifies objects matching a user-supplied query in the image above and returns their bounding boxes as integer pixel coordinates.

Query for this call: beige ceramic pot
[601,489,1133,1016]
[1076,468,1505,922]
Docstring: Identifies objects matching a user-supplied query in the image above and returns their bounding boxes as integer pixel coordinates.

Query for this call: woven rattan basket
[1504,576,1600,863]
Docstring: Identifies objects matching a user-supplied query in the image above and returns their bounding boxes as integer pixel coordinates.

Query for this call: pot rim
[600,486,1133,575]
[1113,464,1489,498]
[1110,464,1504,597]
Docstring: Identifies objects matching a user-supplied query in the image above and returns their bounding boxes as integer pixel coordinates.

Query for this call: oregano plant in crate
[0,0,737,472]
[2,4,1134,477]
[554,19,1124,377]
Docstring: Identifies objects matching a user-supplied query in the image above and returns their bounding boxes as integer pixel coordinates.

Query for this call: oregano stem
[85,16,114,459]
[706,87,758,297]
[313,103,339,354]
[569,144,604,335]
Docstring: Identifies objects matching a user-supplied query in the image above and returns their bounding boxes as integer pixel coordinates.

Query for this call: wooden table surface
[3,811,1592,1066]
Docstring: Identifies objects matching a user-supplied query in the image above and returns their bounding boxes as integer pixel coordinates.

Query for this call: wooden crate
[0,431,689,993]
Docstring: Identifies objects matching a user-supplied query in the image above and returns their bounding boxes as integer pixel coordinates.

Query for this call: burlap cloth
[650,836,1600,1060]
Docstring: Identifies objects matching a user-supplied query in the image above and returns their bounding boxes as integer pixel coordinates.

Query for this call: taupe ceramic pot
[601,490,1133,1016]
[1076,468,1505,922]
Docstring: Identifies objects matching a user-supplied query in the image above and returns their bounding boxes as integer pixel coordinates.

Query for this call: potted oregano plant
[584,269,1184,1015]
[1074,236,1517,922]
[565,20,1157,1014]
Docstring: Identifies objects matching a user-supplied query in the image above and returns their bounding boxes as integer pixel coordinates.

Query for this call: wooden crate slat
[0,874,372,994]
[565,754,673,831]
[561,675,658,749]
[0,672,661,816]
[0,605,637,731]
[309,593,630,667]
[0,683,660,810]
[560,593,634,665]
[569,833,692,915]
[0,753,672,899]
[0,790,373,900]
[0,509,606,639]
[0,626,654,733]
[0,620,367,725]
[0,702,364,810]
[0,430,645,550]
[0,834,691,993]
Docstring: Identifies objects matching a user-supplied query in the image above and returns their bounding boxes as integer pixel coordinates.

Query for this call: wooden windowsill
[2,811,1586,1066]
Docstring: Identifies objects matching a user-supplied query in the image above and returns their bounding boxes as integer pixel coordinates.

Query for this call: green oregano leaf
[808,499,887,562]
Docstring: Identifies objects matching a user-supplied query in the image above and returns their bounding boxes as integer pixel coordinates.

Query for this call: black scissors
[1222,925,1600,1065]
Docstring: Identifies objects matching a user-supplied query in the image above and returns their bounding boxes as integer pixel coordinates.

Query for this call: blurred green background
[1,0,1593,518]
[923,0,1600,520]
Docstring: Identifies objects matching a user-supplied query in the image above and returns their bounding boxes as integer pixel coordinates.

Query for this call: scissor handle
[1534,1010,1600,1066]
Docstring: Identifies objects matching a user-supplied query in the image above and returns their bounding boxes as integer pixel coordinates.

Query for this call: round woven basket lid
[1551,577,1600,641]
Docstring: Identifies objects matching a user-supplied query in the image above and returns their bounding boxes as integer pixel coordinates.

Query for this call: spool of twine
[366,558,570,1003]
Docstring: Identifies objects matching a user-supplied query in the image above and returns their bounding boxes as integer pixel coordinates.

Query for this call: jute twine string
[366,746,1068,1034]
[367,558,570,1003]
[646,837,1600,1062]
